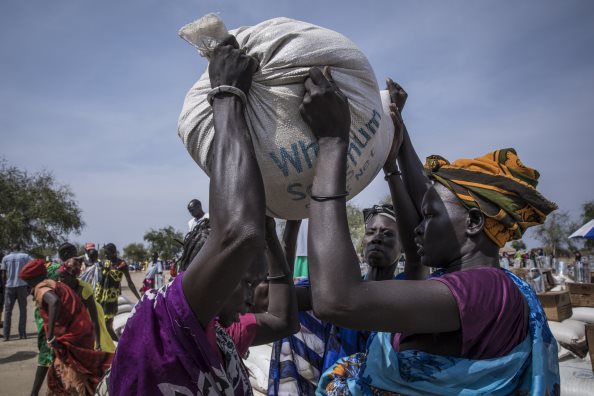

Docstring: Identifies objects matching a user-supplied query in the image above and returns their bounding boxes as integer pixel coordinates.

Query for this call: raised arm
[182,35,266,328]
[251,217,299,345]
[387,79,431,216]
[382,82,427,280]
[303,68,459,334]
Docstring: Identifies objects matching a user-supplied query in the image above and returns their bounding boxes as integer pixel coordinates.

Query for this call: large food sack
[178,14,394,219]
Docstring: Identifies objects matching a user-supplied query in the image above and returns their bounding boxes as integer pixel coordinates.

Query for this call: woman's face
[414,184,469,269]
[363,215,401,268]
[218,253,267,327]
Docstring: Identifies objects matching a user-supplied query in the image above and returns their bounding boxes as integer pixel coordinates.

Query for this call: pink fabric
[206,313,258,364]
[393,267,527,359]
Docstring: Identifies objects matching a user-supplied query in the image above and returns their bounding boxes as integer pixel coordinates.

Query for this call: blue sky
[1,1,593,250]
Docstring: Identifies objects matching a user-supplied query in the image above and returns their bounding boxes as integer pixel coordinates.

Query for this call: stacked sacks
[178,14,394,219]
[113,295,134,337]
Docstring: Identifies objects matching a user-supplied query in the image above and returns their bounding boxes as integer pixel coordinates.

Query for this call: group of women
[19,241,141,395]
[26,33,560,395]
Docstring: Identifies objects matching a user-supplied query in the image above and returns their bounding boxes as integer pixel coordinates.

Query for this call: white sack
[548,319,587,345]
[571,307,594,324]
[178,15,394,219]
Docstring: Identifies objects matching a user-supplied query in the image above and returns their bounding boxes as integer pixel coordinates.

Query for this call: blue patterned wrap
[317,270,560,396]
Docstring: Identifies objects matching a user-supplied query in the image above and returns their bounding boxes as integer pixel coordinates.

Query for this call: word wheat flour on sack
[178,13,394,219]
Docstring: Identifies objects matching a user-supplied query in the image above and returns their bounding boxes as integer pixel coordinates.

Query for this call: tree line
[1,159,592,260]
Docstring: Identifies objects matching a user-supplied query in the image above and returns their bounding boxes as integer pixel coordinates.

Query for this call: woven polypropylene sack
[178,16,394,219]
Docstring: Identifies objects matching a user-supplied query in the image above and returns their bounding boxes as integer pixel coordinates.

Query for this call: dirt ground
[0,270,149,396]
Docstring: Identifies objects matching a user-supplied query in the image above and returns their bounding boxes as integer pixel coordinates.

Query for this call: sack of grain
[178,14,393,219]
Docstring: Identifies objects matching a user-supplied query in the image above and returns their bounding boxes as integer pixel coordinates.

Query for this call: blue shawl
[317,270,560,395]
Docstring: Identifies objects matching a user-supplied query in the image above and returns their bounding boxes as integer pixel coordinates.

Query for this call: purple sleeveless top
[393,267,527,359]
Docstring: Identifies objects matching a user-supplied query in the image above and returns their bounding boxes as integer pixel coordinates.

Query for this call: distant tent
[569,219,594,240]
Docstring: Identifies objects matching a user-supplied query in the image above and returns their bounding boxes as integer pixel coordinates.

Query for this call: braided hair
[176,218,211,272]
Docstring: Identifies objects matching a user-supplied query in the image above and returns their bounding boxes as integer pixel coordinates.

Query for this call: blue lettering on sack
[269,109,381,177]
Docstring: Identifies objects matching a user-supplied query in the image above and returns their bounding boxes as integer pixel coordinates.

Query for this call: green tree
[123,243,148,263]
[143,226,184,261]
[532,211,573,256]
[346,203,365,253]
[582,201,594,223]
[511,240,526,251]
[0,159,84,255]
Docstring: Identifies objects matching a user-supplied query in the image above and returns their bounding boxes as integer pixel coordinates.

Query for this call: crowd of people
[1,34,564,395]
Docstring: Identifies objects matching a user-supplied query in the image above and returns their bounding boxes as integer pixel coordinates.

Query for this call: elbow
[274,315,301,339]
[218,224,266,255]
[311,293,354,326]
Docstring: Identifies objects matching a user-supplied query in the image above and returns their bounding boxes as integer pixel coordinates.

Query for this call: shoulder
[117,259,128,270]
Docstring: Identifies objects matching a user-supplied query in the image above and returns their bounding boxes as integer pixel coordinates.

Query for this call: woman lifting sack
[300,67,560,395]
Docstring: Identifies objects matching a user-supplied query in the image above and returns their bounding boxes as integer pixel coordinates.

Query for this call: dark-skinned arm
[386,80,431,217]
[252,217,299,345]
[182,35,266,328]
[122,266,141,300]
[282,220,313,311]
[43,291,60,343]
[382,82,427,280]
[282,220,301,274]
[82,293,102,350]
[303,67,459,334]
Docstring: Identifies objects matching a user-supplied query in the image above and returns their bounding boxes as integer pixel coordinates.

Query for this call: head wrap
[19,259,48,281]
[85,242,96,251]
[59,258,82,278]
[104,243,117,254]
[363,204,397,225]
[58,242,78,261]
[425,148,557,247]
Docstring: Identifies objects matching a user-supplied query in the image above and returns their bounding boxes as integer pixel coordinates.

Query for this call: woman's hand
[300,67,351,143]
[383,79,408,173]
[208,35,258,94]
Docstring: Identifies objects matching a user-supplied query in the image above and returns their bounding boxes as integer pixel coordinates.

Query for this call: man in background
[1,243,32,341]
[187,198,208,232]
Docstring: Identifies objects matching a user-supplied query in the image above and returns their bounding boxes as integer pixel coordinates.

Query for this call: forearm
[264,232,297,324]
[126,274,141,300]
[397,124,431,215]
[45,299,60,340]
[210,96,265,236]
[386,174,427,280]
[182,95,266,324]
[282,220,302,273]
[308,139,362,316]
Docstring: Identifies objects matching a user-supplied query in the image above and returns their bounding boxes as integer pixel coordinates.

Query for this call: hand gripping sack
[178,14,394,219]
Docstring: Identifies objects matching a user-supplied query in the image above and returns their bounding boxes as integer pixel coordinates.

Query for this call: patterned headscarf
[363,204,397,225]
[424,148,557,247]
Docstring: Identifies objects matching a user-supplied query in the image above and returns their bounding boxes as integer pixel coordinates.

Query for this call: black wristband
[384,170,402,180]
[267,273,290,281]
[310,191,349,202]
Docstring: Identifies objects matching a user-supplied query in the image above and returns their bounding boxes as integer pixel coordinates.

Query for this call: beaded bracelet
[206,85,248,106]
